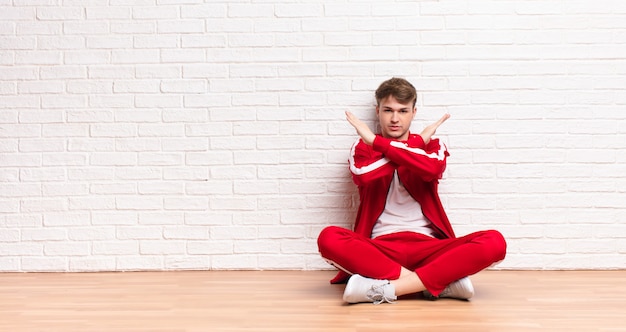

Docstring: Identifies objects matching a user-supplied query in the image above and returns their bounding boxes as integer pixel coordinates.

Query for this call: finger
[345,111,356,122]
[429,114,450,130]
[346,112,364,126]
[436,113,450,125]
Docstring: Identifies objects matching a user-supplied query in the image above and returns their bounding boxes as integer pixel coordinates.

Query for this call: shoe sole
[448,277,474,300]
[342,274,363,303]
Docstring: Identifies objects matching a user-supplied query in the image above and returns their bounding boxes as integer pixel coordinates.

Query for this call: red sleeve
[348,138,394,186]
[371,134,449,182]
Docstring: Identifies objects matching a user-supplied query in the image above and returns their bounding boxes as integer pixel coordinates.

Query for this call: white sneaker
[423,277,474,300]
[343,274,397,304]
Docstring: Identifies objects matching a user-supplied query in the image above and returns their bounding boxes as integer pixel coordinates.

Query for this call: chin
[385,132,407,140]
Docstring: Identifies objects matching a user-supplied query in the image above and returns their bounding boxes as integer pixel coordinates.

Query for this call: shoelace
[366,284,395,305]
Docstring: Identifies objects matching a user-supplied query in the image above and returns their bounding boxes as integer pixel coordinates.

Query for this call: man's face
[376,95,416,141]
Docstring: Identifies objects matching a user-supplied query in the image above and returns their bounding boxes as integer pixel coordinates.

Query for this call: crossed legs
[317,226,507,297]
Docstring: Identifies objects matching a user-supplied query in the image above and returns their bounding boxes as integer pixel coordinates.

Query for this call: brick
[161,79,207,94]
[113,167,158,180]
[258,196,304,210]
[258,255,303,270]
[64,22,108,35]
[15,50,62,65]
[275,4,323,18]
[258,226,305,239]
[185,181,232,195]
[206,18,253,33]
[238,212,280,225]
[2,4,35,16]
[69,257,116,272]
[234,181,279,195]
[163,197,209,211]
[187,241,232,255]
[85,6,130,19]
[158,19,204,34]
[0,96,38,109]
[209,197,256,211]
[0,36,36,50]
[91,211,138,225]
[16,22,61,35]
[21,257,67,272]
[42,212,90,226]
[92,241,138,255]
[132,6,177,19]
[234,151,279,165]
[90,124,137,138]
[137,211,185,224]
[229,33,274,48]
[228,4,274,18]
[41,183,88,197]
[161,49,205,63]
[0,81,16,95]
[117,226,163,240]
[181,4,226,18]
[253,19,299,33]
[136,64,181,79]
[0,226,18,240]
[372,3,418,16]
[137,153,182,167]
[44,242,89,256]
[21,228,67,241]
[20,167,66,182]
[116,256,163,271]
[90,153,137,166]
[211,226,257,240]
[68,195,116,210]
[110,22,155,34]
[280,210,351,225]
[163,226,210,240]
[181,35,226,48]
[324,4,371,17]
[184,212,232,226]
[164,256,210,270]
[135,95,182,108]
[234,240,279,254]
[140,241,186,255]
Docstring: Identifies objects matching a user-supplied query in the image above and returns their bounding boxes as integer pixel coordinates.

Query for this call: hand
[419,113,450,144]
[346,111,376,145]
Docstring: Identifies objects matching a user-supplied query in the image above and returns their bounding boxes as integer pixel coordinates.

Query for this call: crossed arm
[345,111,450,146]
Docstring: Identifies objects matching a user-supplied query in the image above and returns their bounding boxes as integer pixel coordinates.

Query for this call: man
[317,77,506,304]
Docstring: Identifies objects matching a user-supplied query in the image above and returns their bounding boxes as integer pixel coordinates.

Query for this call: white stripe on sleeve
[349,138,390,176]
[388,139,447,161]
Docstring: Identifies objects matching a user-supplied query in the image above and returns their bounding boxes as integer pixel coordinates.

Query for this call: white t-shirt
[371,171,434,239]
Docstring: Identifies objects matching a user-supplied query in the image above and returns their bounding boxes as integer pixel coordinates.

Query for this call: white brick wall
[1,0,625,272]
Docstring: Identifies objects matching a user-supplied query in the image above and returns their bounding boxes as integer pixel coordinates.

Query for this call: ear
[375,105,380,118]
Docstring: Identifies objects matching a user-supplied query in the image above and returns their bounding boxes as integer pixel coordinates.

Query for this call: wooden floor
[0,270,624,331]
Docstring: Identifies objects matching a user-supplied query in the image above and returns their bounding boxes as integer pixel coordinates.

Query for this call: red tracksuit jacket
[330,133,454,284]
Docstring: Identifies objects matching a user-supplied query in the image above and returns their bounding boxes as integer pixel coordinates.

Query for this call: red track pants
[317,226,507,296]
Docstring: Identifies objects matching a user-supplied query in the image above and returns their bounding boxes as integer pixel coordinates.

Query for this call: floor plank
[0,270,624,331]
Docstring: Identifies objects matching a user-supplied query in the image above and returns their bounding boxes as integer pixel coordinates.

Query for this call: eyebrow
[382,106,409,111]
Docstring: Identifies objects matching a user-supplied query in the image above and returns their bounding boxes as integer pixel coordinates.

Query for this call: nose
[390,111,399,122]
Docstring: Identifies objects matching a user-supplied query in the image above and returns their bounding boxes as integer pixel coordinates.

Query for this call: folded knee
[484,230,507,262]
[317,226,344,256]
